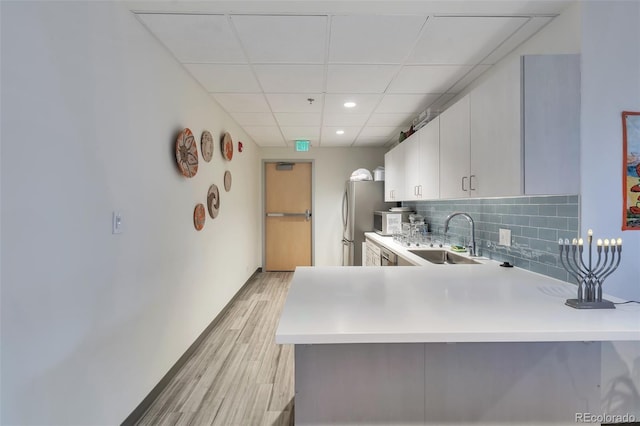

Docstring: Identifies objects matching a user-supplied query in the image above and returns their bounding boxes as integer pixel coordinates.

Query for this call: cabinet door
[523,54,580,195]
[403,131,422,200]
[439,95,470,198]
[384,143,405,201]
[417,117,440,199]
[470,59,522,197]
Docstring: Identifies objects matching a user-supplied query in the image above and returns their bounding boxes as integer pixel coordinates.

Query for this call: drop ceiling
[130,1,572,148]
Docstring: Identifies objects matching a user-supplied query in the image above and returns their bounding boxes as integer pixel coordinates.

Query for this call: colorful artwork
[623,111,640,230]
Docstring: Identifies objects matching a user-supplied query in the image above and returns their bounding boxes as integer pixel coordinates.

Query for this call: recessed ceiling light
[336,130,345,135]
[343,101,356,108]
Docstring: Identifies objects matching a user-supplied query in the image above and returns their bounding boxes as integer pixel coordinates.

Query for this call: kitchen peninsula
[275,246,640,425]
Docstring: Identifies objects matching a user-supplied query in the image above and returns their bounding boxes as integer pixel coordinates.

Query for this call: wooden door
[265,162,312,271]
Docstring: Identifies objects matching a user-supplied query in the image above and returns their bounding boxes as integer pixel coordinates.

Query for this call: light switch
[499,228,511,246]
[112,211,123,234]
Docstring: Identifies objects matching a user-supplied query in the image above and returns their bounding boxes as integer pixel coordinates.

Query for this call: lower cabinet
[365,238,382,266]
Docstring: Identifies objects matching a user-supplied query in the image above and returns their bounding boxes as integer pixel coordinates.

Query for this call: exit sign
[295,140,310,152]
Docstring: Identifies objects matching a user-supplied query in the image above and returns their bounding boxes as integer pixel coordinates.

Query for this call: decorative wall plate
[176,128,198,177]
[207,184,220,219]
[201,130,214,162]
[221,132,233,161]
[194,203,205,231]
[224,170,232,192]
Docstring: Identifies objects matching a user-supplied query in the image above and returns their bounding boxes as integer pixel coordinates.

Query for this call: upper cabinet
[384,141,405,202]
[439,96,472,198]
[386,54,580,201]
[522,54,580,195]
[405,117,440,200]
[469,60,523,197]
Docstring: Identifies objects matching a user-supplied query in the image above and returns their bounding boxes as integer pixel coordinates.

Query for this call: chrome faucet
[443,212,477,257]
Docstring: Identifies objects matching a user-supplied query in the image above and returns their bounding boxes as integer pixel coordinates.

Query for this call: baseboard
[121,267,263,426]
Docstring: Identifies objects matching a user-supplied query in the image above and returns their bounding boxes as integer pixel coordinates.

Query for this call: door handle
[462,176,468,191]
[469,175,476,191]
[266,210,312,221]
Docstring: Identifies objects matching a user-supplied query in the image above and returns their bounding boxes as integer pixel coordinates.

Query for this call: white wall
[580,4,640,417]
[0,1,261,424]
[581,0,640,302]
[261,148,386,266]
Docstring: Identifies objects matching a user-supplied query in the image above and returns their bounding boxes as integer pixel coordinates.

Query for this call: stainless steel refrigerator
[341,181,395,266]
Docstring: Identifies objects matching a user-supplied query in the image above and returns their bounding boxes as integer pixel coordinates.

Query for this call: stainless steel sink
[408,249,480,265]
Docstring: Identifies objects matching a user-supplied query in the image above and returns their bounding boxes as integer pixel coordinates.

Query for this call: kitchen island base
[294,341,600,425]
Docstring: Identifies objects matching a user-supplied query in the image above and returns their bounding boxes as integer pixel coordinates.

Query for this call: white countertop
[275,239,640,344]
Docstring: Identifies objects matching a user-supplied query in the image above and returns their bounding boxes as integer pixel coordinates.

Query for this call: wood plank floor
[136,272,295,426]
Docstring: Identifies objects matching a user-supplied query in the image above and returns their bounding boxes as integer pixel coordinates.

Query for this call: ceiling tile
[375,94,441,113]
[367,113,413,127]
[329,15,427,64]
[321,127,361,146]
[388,65,472,93]
[323,113,369,127]
[280,126,321,142]
[407,16,528,65]
[230,112,277,126]
[184,64,261,93]
[266,93,324,113]
[254,65,325,92]
[326,65,398,93]
[274,113,321,126]
[358,126,398,140]
[243,126,285,146]
[231,15,327,63]
[136,14,246,63]
[212,93,270,112]
[482,17,553,64]
[354,135,391,146]
[448,65,491,93]
[323,93,382,115]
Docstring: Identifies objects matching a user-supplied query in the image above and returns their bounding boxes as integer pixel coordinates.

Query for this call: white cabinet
[384,142,405,202]
[365,238,381,266]
[469,60,522,197]
[439,95,471,198]
[522,54,580,195]
[405,117,440,200]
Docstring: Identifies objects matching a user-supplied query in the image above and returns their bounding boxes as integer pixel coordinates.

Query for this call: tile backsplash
[403,195,580,282]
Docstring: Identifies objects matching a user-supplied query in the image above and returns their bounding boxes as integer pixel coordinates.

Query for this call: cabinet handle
[462,176,468,192]
[418,185,423,197]
[414,186,418,196]
[470,175,476,191]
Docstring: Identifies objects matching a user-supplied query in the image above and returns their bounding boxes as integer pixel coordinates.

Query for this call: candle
[588,229,593,237]
[617,237,622,246]
[578,238,584,246]
[597,239,603,247]
[604,239,610,246]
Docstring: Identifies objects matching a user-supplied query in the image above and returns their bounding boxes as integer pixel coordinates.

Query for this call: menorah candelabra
[559,229,622,309]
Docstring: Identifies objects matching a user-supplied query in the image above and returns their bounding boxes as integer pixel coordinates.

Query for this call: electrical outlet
[499,228,511,246]
[112,211,124,234]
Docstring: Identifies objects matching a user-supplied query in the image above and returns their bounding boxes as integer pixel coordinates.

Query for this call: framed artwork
[622,111,640,230]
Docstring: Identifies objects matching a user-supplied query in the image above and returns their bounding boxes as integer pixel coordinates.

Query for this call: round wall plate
[207,184,220,218]
[224,170,232,192]
[201,130,213,162]
[221,132,233,161]
[176,128,198,177]
[194,203,205,230]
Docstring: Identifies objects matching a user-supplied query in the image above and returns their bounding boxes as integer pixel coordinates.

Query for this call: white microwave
[373,211,411,235]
